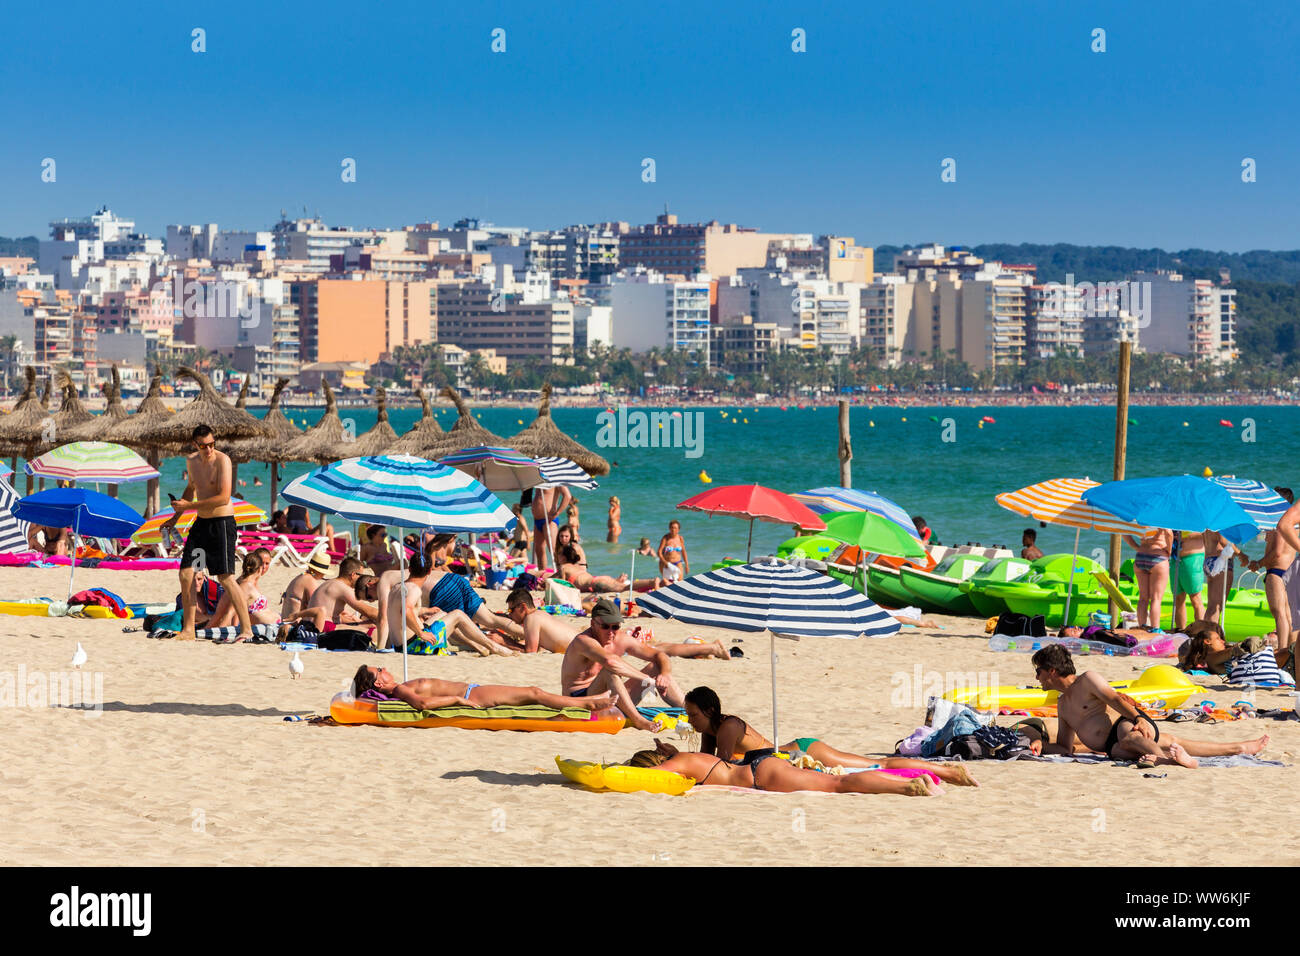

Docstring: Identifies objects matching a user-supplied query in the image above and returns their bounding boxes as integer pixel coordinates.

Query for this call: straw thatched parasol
[234,376,251,409]
[281,379,347,464]
[413,386,510,460]
[63,365,129,443]
[0,368,55,490]
[389,388,444,455]
[223,377,302,512]
[109,366,271,447]
[334,386,399,458]
[506,382,610,476]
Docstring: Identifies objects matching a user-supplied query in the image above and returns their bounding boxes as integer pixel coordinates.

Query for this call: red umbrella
[677,484,827,562]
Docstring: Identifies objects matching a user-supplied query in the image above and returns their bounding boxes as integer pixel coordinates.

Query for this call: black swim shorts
[182,515,238,576]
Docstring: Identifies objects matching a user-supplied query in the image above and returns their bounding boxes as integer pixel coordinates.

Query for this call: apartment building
[290,277,435,365]
[619,213,810,278]
[435,281,574,364]
[597,270,711,365]
[1127,271,1236,365]
[710,314,781,376]
[272,216,408,272]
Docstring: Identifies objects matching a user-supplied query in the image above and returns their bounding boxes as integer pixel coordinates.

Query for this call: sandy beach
[4,561,1298,868]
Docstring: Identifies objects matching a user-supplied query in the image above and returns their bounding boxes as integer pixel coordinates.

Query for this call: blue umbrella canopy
[1206,477,1289,531]
[280,454,515,533]
[1082,475,1260,546]
[13,487,143,538]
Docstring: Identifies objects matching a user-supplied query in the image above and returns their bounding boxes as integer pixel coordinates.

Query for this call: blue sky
[2,0,1297,250]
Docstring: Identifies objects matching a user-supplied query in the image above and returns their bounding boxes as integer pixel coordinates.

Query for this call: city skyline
[2,0,1297,250]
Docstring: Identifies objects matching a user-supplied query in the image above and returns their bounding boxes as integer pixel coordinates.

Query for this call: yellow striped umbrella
[996,477,1147,624]
[131,498,268,545]
[996,477,1147,535]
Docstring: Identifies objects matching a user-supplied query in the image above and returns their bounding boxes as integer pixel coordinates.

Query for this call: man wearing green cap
[560,596,685,731]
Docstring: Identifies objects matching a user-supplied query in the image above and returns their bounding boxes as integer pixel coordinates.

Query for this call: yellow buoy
[743,418,748,423]
[1182,422,1189,427]
[901,417,907,422]
[517,419,523,425]
[1203,466,1213,477]
[699,470,712,483]
[978,421,984,429]
[869,420,875,427]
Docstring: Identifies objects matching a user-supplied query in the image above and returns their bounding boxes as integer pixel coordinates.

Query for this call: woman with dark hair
[1178,620,1293,674]
[210,553,278,634]
[360,524,396,575]
[681,686,977,785]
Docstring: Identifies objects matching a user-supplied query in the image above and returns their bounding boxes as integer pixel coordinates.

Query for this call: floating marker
[1182,422,1189,427]
[869,420,875,427]
[981,416,995,424]
[1219,419,1234,427]
[1203,466,1214,477]
[699,470,712,483]
[928,415,938,422]
[1128,418,1137,425]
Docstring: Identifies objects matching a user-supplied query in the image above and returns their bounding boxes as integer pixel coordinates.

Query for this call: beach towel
[1226,649,1295,688]
[427,571,484,616]
[374,700,591,722]
[1034,753,1285,768]
[70,588,129,617]
[150,623,278,642]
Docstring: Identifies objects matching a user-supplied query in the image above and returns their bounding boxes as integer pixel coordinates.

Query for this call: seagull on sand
[289,651,304,680]
[71,643,87,670]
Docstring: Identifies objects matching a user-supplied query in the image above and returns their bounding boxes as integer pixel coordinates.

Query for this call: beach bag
[146,608,184,633]
[1227,648,1295,687]
[516,571,542,592]
[545,577,583,610]
[318,629,370,651]
[285,620,320,646]
[995,611,1046,638]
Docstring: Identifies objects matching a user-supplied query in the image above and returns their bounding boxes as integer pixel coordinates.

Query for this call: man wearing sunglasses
[559,596,685,731]
[164,423,253,642]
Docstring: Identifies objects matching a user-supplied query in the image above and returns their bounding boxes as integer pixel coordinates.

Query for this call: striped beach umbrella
[437,445,544,493]
[0,475,28,553]
[131,498,268,545]
[791,487,920,543]
[281,454,515,680]
[997,477,1147,624]
[638,560,899,748]
[25,441,160,484]
[1206,477,1289,531]
[534,456,599,491]
[0,463,11,479]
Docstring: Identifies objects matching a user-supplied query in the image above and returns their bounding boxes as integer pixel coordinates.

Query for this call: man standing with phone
[164,423,253,642]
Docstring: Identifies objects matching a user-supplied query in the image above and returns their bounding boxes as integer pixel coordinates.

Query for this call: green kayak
[897,553,991,615]
[959,556,1035,618]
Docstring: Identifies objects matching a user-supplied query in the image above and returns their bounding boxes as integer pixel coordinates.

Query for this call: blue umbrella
[1081,475,1260,546]
[638,560,899,749]
[13,488,144,597]
[280,455,514,679]
[1206,477,1289,531]
[791,487,922,544]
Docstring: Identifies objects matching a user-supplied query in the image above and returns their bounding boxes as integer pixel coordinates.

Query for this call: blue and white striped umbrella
[0,474,28,553]
[534,456,598,490]
[637,561,899,747]
[1207,477,1289,531]
[280,454,515,533]
[791,487,921,543]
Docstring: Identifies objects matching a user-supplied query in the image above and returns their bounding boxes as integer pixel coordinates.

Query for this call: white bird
[71,643,87,670]
[288,651,304,680]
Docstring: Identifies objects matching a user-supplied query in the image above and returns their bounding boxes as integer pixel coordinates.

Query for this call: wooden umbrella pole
[1107,342,1131,622]
[269,462,279,518]
[746,517,754,563]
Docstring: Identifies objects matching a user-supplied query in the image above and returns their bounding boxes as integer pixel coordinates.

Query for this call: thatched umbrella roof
[335,386,399,458]
[281,380,347,464]
[234,376,251,409]
[389,388,444,455]
[107,366,270,447]
[224,378,302,463]
[63,366,130,443]
[413,386,510,460]
[0,367,54,456]
[506,382,610,476]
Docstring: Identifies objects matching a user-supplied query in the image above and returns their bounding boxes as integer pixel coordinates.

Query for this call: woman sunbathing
[628,744,944,796]
[210,554,280,636]
[354,664,612,711]
[682,686,977,785]
[1178,620,1294,674]
[557,542,629,593]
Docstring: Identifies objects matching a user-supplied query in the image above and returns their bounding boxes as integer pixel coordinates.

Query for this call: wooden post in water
[1107,341,1132,622]
[837,400,852,488]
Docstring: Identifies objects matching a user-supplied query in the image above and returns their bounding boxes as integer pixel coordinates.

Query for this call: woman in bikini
[1178,619,1295,675]
[628,743,944,796]
[607,496,621,544]
[211,554,280,634]
[557,542,630,593]
[658,520,688,582]
[360,524,397,576]
[1124,527,1173,630]
[681,686,978,786]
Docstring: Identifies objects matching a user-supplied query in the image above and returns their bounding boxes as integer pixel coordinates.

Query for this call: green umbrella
[822,511,928,560]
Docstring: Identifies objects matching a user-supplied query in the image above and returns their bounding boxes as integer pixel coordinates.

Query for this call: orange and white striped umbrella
[995,477,1148,534]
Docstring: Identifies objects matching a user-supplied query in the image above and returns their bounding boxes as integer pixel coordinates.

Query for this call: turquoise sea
[78,403,1297,575]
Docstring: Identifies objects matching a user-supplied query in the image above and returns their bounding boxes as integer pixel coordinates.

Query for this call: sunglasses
[195,440,216,450]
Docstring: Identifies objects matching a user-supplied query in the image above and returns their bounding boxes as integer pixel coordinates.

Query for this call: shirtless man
[1020,528,1044,561]
[505,587,578,654]
[1030,644,1268,768]
[354,664,614,713]
[381,555,513,656]
[1170,530,1206,630]
[290,557,376,632]
[559,596,685,731]
[164,424,252,642]
[420,534,523,643]
[280,552,330,619]
[1266,490,1300,651]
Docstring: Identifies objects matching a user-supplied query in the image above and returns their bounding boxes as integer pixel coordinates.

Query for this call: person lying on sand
[1031,644,1269,768]
[1178,620,1295,675]
[505,588,578,653]
[682,686,975,785]
[560,597,685,731]
[381,555,513,656]
[354,665,611,712]
[629,743,946,796]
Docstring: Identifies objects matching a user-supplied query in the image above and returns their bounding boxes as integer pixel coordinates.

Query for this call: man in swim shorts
[1170,531,1206,630]
[1031,644,1269,768]
[530,485,571,570]
[164,424,252,643]
[560,597,685,731]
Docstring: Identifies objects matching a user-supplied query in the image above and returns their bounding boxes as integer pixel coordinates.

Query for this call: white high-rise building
[600,269,712,365]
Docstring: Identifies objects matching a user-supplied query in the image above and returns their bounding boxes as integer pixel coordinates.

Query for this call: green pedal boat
[897,552,997,615]
[958,556,1035,618]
